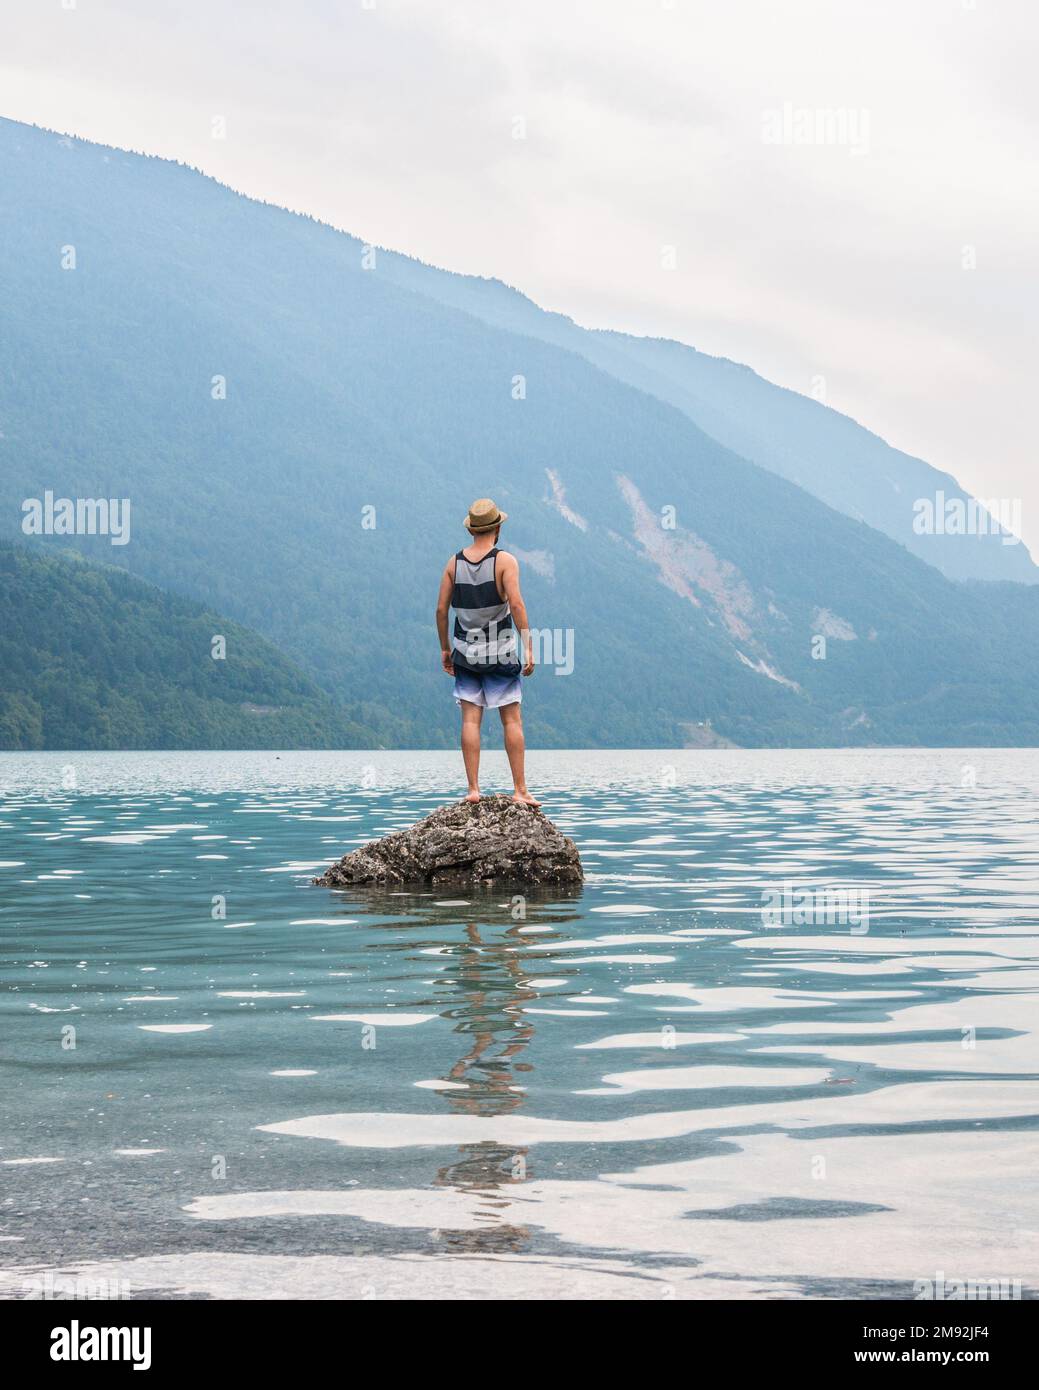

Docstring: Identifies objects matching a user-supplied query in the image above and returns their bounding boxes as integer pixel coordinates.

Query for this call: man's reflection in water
[433,917,537,1252]
[444,894,582,1253]
[351,887,581,1255]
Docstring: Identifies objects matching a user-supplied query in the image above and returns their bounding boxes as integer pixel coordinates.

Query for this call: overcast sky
[2,0,1035,548]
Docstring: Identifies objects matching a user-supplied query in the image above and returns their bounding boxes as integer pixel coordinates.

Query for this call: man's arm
[499,552,535,676]
[436,559,455,674]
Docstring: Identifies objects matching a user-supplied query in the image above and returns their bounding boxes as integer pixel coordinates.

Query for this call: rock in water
[313,795,583,888]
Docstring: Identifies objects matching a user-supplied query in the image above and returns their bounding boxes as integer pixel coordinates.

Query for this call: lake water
[1,748,1037,1300]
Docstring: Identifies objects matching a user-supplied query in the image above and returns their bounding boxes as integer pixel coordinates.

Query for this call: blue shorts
[453,669,522,709]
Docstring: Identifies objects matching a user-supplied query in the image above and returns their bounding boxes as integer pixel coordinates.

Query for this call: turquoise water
[1,749,1037,1300]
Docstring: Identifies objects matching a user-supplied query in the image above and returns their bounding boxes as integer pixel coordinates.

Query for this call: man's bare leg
[500,702,539,805]
[460,701,483,800]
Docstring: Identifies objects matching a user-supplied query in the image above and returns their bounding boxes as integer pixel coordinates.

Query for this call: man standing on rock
[436,498,539,805]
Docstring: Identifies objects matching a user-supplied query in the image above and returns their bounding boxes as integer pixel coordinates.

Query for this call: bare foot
[512,790,540,806]
[464,789,481,803]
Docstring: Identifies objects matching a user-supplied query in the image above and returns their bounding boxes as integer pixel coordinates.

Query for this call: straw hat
[463,498,508,533]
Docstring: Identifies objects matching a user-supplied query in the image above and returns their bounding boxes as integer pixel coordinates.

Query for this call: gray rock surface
[313,795,583,887]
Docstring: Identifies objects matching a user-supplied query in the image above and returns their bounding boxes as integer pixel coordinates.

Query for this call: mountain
[1,115,1038,748]
[0,542,394,750]
[372,253,1038,586]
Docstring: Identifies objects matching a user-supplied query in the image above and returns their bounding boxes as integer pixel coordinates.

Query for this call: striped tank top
[451,547,521,677]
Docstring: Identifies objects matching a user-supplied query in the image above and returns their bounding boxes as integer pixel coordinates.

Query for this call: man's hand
[441,648,455,676]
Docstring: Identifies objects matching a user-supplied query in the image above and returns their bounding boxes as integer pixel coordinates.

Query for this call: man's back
[449,543,520,677]
[435,499,538,804]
